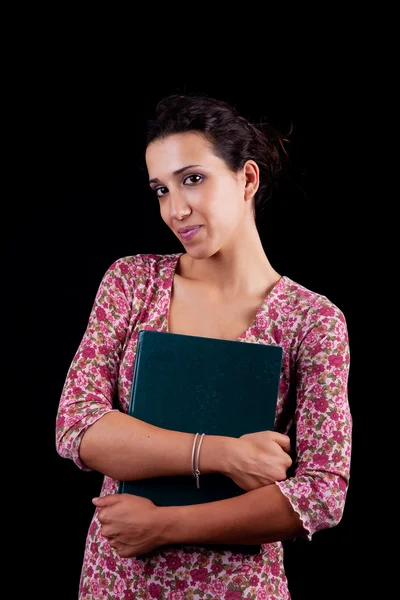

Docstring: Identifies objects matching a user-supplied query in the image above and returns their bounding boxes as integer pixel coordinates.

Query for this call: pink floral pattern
[56,253,352,599]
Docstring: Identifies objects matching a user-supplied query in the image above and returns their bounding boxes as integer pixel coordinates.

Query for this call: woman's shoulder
[281,275,347,324]
[105,252,182,281]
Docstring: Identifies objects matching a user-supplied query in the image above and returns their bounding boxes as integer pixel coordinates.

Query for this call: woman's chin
[184,248,209,260]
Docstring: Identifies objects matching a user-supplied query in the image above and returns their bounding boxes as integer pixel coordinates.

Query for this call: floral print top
[56,252,352,600]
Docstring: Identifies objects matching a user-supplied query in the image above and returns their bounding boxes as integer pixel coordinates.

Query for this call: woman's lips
[179,226,202,241]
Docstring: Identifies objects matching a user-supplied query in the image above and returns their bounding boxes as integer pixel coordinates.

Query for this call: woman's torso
[79,252,321,599]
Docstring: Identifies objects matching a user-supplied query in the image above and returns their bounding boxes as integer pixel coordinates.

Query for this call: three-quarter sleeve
[55,256,136,470]
[276,299,352,540]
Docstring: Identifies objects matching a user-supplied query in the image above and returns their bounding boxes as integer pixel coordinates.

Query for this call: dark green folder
[119,330,283,553]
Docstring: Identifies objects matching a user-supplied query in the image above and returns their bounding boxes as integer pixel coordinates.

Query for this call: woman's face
[145,132,256,259]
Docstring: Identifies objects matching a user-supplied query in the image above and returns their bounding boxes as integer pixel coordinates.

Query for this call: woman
[56,94,352,599]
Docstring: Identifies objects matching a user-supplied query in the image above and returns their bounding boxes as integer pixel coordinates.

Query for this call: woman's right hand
[223,431,293,491]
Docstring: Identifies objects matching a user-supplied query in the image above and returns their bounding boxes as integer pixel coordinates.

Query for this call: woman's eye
[155,186,168,197]
[184,174,203,185]
[154,175,202,197]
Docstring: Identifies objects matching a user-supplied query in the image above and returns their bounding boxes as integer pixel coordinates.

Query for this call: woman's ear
[243,160,259,202]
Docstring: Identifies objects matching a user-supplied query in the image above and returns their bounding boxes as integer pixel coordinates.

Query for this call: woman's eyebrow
[149,164,202,185]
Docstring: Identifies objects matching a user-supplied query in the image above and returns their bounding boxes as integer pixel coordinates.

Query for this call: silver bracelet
[193,433,205,489]
[191,433,199,479]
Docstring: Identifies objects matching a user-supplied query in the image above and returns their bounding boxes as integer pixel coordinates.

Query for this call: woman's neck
[179,223,280,300]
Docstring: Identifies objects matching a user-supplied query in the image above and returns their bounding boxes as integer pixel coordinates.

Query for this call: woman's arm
[55,256,228,480]
[94,482,306,557]
[80,413,292,484]
[79,411,230,480]
[163,483,305,546]
[275,299,352,540]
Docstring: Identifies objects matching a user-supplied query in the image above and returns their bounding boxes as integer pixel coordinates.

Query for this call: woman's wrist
[199,434,236,477]
[156,505,179,546]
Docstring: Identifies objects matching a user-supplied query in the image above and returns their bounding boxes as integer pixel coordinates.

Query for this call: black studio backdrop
[17,78,367,599]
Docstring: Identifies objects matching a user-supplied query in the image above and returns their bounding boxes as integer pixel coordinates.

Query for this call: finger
[97,509,112,525]
[117,542,135,558]
[272,433,291,454]
[92,494,119,507]
[100,525,116,538]
[286,454,293,468]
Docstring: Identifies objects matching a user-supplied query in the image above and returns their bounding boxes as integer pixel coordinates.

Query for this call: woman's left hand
[92,493,168,558]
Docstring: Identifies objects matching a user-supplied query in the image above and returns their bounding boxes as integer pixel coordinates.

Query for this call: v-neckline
[163,253,286,342]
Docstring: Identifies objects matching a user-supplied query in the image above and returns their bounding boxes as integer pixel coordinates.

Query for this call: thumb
[272,432,292,454]
[92,494,119,507]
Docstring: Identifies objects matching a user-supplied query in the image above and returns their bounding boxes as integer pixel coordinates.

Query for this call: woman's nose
[169,191,191,220]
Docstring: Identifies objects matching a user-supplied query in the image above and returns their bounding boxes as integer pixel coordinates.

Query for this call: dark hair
[146,94,290,212]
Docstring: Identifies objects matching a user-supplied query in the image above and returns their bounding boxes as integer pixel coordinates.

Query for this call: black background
[11,57,374,598]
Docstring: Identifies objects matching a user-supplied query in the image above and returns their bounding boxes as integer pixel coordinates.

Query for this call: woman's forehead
[146,132,221,176]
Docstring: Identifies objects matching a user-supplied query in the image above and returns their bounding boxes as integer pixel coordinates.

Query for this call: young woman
[56,94,352,599]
